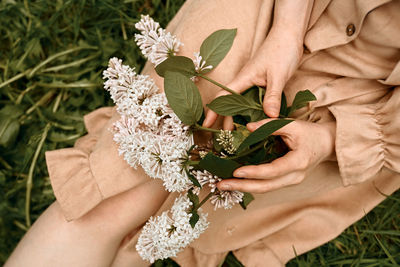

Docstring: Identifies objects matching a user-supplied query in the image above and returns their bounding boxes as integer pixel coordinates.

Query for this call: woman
[6,0,400,266]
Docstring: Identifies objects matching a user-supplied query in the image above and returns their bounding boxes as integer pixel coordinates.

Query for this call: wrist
[272,0,314,43]
[320,121,336,162]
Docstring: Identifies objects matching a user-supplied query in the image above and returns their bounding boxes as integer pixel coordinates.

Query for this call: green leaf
[155,56,196,78]
[207,94,262,117]
[248,110,267,122]
[280,92,288,117]
[231,130,247,151]
[242,86,264,106]
[154,258,180,267]
[0,105,23,147]
[0,116,20,147]
[258,86,265,105]
[164,71,203,125]
[234,123,251,137]
[0,105,24,119]
[212,133,223,152]
[237,119,293,153]
[188,189,200,210]
[223,252,245,267]
[199,153,241,178]
[199,29,237,73]
[189,211,200,228]
[239,192,255,210]
[187,170,201,188]
[288,90,316,116]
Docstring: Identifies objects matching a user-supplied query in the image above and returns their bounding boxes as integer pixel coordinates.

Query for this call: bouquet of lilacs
[102,15,316,263]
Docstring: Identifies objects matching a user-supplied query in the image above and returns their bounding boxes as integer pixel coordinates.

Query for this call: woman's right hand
[202,0,313,129]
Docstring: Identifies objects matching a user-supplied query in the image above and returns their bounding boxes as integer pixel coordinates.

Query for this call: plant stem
[16,84,36,104]
[196,192,214,211]
[28,45,98,78]
[197,73,239,95]
[187,160,200,166]
[195,123,220,133]
[25,123,51,227]
[25,90,55,115]
[0,69,30,89]
[228,141,266,160]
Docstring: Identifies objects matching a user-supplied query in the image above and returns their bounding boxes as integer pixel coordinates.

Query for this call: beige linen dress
[45,0,400,266]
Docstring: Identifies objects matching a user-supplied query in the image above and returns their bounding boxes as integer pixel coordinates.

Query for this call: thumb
[263,77,285,118]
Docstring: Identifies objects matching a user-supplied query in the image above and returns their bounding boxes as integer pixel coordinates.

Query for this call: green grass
[0,0,399,266]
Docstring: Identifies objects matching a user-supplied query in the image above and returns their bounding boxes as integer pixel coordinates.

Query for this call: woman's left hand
[217,120,336,193]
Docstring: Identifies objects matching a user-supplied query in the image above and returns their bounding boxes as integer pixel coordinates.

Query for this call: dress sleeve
[45,107,148,221]
[328,87,400,186]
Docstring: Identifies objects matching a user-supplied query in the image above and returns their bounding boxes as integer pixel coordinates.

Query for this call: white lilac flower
[140,136,193,192]
[193,52,213,73]
[103,58,159,117]
[136,195,209,263]
[135,15,182,66]
[103,57,137,103]
[112,122,152,169]
[160,112,191,137]
[114,126,193,192]
[216,129,236,154]
[191,169,221,193]
[135,14,160,34]
[210,190,244,210]
[136,93,170,129]
[148,32,182,66]
[104,57,194,192]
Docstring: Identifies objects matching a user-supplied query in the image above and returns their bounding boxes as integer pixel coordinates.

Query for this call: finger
[227,71,255,94]
[263,77,285,118]
[233,151,304,179]
[203,109,219,128]
[217,172,305,193]
[223,116,234,131]
[246,118,296,134]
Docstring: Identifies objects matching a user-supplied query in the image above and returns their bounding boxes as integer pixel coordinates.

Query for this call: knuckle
[251,74,267,86]
[297,159,309,170]
[292,175,304,185]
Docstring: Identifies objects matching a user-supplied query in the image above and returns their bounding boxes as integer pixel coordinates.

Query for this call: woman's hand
[217,120,336,193]
[203,0,314,129]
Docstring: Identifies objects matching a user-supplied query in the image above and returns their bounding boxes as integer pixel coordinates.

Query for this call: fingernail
[235,171,246,177]
[219,183,232,190]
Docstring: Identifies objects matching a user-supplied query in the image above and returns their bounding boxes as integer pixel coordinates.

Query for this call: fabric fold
[45,107,114,220]
[329,87,400,186]
[46,106,151,220]
[45,148,103,221]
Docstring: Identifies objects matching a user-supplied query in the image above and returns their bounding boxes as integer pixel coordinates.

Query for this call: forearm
[6,180,168,267]
[272,0,314,42]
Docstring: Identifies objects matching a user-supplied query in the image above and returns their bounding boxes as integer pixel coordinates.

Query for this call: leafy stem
[187,160,200,166]
[195,123,220,133]
[228,141,266,160]
[194,192,214,211]
[197,73,239,95]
